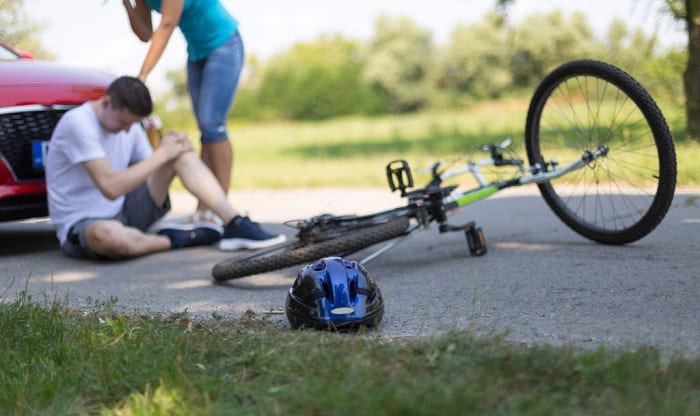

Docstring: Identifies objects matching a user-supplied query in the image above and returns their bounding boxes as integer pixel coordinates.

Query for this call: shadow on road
[0,221,58,256]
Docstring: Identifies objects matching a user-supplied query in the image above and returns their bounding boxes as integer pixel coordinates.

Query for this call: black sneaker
[158,225,222,249]
[220,215,287,250]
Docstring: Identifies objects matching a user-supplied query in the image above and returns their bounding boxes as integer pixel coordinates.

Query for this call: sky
[25,0,686,94]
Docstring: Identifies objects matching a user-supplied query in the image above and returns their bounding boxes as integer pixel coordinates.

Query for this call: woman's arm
[136,0,184,82]
[122,0,153,42]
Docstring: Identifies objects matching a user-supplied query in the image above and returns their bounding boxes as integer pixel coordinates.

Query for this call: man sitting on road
[45,75,285,259]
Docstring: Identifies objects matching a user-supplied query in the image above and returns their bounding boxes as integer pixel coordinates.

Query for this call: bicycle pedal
[386,159,414,196]
[465,224,487,256]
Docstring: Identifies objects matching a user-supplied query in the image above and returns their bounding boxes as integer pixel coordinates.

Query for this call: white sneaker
[189,209,224,233]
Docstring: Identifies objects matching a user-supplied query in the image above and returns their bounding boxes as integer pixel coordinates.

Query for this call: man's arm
[83,131,193,200]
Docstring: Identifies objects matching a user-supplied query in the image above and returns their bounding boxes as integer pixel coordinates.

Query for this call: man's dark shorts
[61,183,171,259]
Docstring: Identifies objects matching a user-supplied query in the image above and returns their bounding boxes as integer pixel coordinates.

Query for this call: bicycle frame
[442,144,609,210]
[359,143,610,264]
[212,59,676,282]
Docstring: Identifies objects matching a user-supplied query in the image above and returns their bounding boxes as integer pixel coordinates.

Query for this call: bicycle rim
[525,60,676,244]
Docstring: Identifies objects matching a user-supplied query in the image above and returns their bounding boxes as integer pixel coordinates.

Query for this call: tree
[664,0,700,139]
[509,10,601,88]
[0,0,52,58]
[435,13,512,102]
[256,34,381,119]
[498,0,699,140]
[363,15,435,113]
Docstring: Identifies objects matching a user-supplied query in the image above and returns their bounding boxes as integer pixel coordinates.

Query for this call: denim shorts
[187,32,244,145]
[61,183,171,259]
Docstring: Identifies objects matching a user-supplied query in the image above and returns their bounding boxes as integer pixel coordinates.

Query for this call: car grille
[0,105,73,181]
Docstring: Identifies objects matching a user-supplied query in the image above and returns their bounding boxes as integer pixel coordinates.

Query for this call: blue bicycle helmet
[285,257,384,330]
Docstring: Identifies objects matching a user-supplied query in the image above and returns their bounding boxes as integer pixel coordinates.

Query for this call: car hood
[0,60,115,107]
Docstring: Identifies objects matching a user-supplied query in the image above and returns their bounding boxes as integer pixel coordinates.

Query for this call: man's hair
[105,76,153,117]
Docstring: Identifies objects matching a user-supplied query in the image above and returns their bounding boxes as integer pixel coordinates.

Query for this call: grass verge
[2,292,699,415]
[170,100,698,190]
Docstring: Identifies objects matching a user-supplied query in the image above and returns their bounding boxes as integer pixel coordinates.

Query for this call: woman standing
[122,0,243,227]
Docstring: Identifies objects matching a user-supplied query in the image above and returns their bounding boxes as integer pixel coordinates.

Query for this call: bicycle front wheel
[212,217,410,281]
[525,60,676,244]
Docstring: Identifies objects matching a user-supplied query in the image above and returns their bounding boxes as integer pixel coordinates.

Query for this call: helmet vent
[349,280,357,298]
[322,281,333,301]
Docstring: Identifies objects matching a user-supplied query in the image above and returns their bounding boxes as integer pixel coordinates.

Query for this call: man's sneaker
[158,226,222,249]
[189,209,224,233]
[219,215,287,251]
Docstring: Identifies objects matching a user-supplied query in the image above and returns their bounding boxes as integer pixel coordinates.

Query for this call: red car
[0,42,114,221]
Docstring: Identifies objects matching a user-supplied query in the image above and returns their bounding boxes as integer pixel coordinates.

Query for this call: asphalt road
[1,188,699,354]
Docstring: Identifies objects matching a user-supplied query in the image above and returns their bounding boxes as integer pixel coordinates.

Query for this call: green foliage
[0,0,53,58]
[363,15,436,113]
[664,0,688,19]
[154,9,684,124]
[153,68,196,129]
[255,34,384,120]
[2,294,700,415]
[509,11,602,88]
[435,13,512,103]
[638,48,687,110]
[603,18,660,72]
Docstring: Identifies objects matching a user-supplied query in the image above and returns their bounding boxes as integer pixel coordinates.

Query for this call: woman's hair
[105,76,153,117]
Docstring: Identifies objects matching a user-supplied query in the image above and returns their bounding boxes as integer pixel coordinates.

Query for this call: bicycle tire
[212,216,410,281]
[525,60,676,244]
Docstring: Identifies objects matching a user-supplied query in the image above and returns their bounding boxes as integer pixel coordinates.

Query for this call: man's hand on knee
[158,131,195,162]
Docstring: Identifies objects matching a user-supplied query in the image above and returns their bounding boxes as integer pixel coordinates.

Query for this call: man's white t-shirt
[45,102,153,245]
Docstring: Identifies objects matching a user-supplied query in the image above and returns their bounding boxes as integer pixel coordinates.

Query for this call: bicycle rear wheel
[212,216,410,281]
[525,60,676,244]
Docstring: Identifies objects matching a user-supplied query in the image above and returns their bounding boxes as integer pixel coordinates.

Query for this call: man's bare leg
[197,140,233,212]
[147,146,283,251]
[86,219,171,259]
[166,150,238,224]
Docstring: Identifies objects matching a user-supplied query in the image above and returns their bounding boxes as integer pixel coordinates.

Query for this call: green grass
[2,292,700,415]
[170,99,699,190]
[175,100,527,189]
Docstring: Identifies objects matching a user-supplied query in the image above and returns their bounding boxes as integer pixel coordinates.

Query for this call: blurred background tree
[256,34,381,119]
[133,3,685,136]
[434,13,512,104]
[0,0,53,58]
[666,0,700,139]
[362,15,435,113]
[508,11,601,88]
[499,0,696,139]
[227,9,678,120]
[1,0,686,131]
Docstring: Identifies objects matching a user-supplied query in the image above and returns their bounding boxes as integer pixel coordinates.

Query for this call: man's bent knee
[86,222,132,258]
